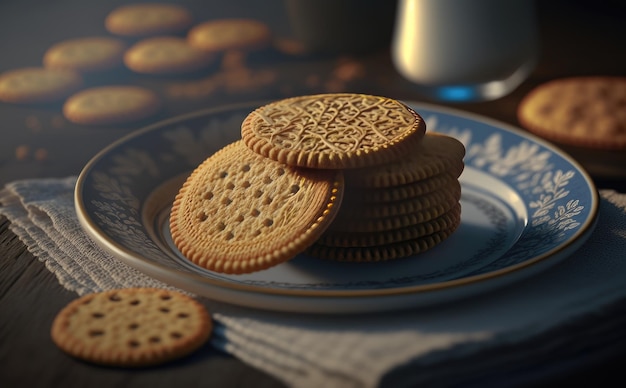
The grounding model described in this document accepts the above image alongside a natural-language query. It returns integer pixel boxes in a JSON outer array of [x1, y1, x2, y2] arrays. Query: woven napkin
[[2, 176, 626, 388]]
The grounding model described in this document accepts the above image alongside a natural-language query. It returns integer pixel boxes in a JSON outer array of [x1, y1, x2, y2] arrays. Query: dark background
[[1, 1, 625, 387], [1, 0, 625, 186]]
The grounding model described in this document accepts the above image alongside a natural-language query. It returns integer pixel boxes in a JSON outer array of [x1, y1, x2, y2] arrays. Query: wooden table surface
[[2, 0, 625, 386]]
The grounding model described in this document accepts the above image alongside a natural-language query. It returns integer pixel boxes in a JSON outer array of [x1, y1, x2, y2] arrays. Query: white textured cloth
[[2, 177, 626, 388]]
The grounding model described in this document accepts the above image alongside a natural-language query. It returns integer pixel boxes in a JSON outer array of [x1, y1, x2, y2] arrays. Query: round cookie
[[327, 185, 461, 233], [187, 18, 272, 53], [344, 133, 465, 187], [517, 76, 626, 150], [346, 172, 459, 203], [124, 36, 216, 75], [43, 37, 126, 73], [170, 140, 344, 275], [339, 178, 461, 219], [50, 288, 212, 367], [105, 3, 194, 37], [0, 67, 83, 104], [63, 86, 161, 125], [308, 225, 458, 262], [241, 93, 426, 169], [318, 202, 461, 247]]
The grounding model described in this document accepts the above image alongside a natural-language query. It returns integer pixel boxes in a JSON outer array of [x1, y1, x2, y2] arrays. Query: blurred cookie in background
[[518, 76, 626, 150], [0, 67, 83, 104], [187, 19, 272, 53], [105, 3, 194, 37], [43, 37, 127, 74], [124, 36, 217, 75], [517, 76, 626, 179], [63, 85, 161, 125]]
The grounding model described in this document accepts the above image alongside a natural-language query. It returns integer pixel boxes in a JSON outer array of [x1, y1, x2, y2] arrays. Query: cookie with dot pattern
[[51, 288, 212, 367], [169, 140, 344, 274]]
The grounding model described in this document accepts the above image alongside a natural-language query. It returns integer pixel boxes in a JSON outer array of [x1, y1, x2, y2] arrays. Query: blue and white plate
[[75, 101, 599, 313]]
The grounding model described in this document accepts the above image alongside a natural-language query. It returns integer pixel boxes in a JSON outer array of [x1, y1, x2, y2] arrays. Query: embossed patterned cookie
[[518, 76, 626, 150], [187, 18, 272, 53], [43, 37, 126, 73], [50, 288, 212, 367], [0, 67, 83, 104], [124, 37, 216, 75], [170, 140, 343, 274], [105, 3, 194, 37], [241, 93, 426, 169], [63, 86, 161, 125]]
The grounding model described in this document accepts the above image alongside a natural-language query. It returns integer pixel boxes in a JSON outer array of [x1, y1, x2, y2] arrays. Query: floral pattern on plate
[[75, 102, 598, 313]]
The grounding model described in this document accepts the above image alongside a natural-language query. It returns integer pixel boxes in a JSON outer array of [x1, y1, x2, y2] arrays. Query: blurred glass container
[[392, 0, 539, 102]]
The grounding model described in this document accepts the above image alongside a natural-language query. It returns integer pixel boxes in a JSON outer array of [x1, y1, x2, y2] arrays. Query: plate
[[75, 101, 599, 314]]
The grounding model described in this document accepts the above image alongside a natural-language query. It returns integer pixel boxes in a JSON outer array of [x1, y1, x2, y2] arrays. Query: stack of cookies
[[309, 133, 464, 262], [170, 93, 465, 274]]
